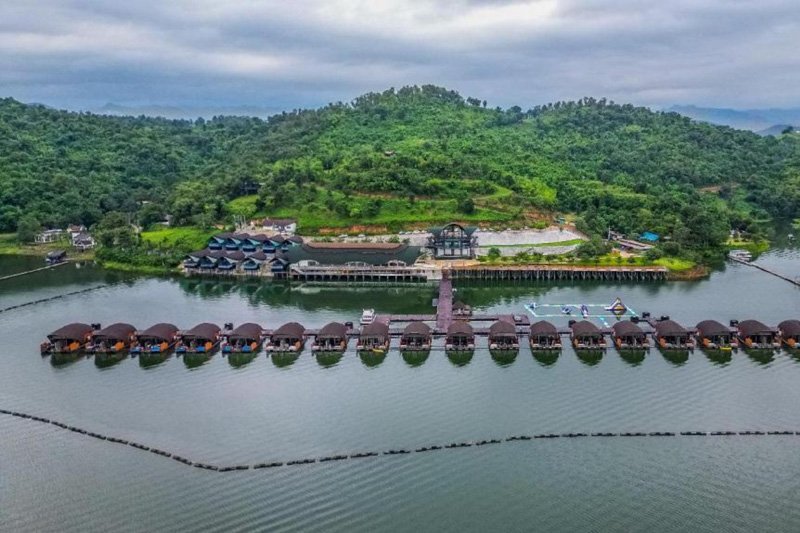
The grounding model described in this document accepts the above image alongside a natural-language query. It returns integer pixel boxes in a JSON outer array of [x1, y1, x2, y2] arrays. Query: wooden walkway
[[0, 261, 67, 282], [731, 258, 800, 287], [436, 277, 454, 330], [449, 265, 668, 281]]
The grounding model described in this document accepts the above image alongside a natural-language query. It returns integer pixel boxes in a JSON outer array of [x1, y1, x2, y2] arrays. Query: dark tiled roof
[[48, 323, 93, 341], [247, 251, 268, 261], [283, 242, 420, 266], [737, 320, 775, 337], [654, 320, 687, 336], [612, 320, 645, 337], [272, 322, 305, 339], [136, 323, 178, 342], [571, 320, 601, 337], [447, 321, 474, 336], [93, 323, 136, 341], [530, 321, 557, 336], [696, 320, 730, 337], [228, 323, 263, 342], [317, 322, 347, 339]]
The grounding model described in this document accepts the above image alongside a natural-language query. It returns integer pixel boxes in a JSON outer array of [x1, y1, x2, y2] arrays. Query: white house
[[35, 229, 64, 244], [260, 218, 297, 235]]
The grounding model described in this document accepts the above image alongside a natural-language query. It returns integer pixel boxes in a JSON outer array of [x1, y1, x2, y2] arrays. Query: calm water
[[1, 246, 799, 532]]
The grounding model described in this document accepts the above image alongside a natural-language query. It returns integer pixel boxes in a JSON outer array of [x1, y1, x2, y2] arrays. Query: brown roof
[[361, 322, 390, 340], [696, 320, 730, 338], [737, 320, 776, 337], [489, 320, 517, 338], [272, 322, 305, 340], [447, 321, 474, 337], [228, 323, 263, 342], [612, 320, 645, 337], [402, 322, 431, 338], [136, 323, 178, 342], [654, 320, 687, 337], [452, 300, 471, 310], [48, 323, 93, 342], [571, 320, 601, 337], [530, 321, 558, 336], [93, 323, 136, 341], [778, 319, 800, 336], [182, 323, 221, 341], [317, 322, 348, 339]]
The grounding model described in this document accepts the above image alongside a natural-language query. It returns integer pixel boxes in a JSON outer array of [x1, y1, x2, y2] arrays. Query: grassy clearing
[[98, 260, 177, 275], [725, 238, 770, 255], [0, 233, 86, 257], [140, 227, 218, 252], [478, 239, 584, 249]]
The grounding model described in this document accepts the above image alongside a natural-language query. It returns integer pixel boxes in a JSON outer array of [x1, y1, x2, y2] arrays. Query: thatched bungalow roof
[[612, 321, 645, 338], [489, 320, 517, 339], [48, 323, 93, 342], [571, 320, 601, 337], [136, 323, 178, 342], [530, 321, 558, 336], [360, 322, 390, 341], [447, 321, 474, 337], [696, 320, 730, 338], [654, 320, 687, 337], [452, 300, 471, 311], [93, 323, 136, 341], [272, 322, 306, 340], [317, 322, 348, 340], [183, 323, 221, 341], [402, 322, 431, 339], [228, 323, 263, 342], [737, 320, 776, 337], [778, 319, 800, 336]]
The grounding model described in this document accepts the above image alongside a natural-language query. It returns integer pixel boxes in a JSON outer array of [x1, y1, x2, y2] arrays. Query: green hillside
[[1, 85, 799, 259]]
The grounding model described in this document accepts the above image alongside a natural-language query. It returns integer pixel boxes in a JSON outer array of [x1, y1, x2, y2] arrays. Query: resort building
[[35, 229, 65, 244], [259, 218, 298, 235], [427, 223, 478, 259], [277, 242, 426, 281]]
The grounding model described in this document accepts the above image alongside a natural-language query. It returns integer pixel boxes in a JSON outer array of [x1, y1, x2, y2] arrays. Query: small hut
[[695, 320, 734, 350], [778, 319, 800, 348], [737, 320, 780, 349], [653, 320, 692, 350], [45, 250, 67, 265], [358, 322, 391, 353], [488, 319, 519, 351], [42, 323, 94, 354], [529, 321, 560, 350], [446, 321, 475, 351], [570, 321, 605, 350], [312, 322, 348, 352], [452, 300, 472, 318], [223, 323, 264, 353], [132, 323, 179, 354], [268, 322, 306, 352], [177, 323, 221, 354], [612, 321, 648, 349], [89, 323, 136, 353], [400, 322, 432, 352]]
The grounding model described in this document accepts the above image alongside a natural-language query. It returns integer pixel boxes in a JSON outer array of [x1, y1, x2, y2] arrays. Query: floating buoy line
[[2, 408, 798, 473], [0, 285, 109, 315]]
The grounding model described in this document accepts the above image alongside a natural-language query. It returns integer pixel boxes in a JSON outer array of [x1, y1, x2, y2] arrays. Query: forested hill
[[1, 85, 799, 252]]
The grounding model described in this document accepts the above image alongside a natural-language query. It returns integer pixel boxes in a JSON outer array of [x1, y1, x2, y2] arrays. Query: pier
[[0, 261, 68, 283], [436, 276, 453, 330], [449, 265, 668, 281]]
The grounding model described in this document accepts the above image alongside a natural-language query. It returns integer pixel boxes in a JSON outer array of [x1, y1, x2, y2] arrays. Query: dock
[[436, 276, 453, 330], [449, 265, 668, 281], [0, 261, 68, 283]]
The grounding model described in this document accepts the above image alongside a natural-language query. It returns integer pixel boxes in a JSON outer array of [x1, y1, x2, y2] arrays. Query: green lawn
[[140, 227, 218, 252]]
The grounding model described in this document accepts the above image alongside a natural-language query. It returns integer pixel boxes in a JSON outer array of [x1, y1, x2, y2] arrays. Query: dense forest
[[1, 85, 799, 259]]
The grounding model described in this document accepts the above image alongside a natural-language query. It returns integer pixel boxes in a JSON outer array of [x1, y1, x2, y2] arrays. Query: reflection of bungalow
[[260, 218, 297, 235], [427, 223, 478, 259], [281, 242, 421, 267]]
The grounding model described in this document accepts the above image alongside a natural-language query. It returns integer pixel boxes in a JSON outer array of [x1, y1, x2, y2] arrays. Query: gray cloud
[[0, 0, 798, 112]]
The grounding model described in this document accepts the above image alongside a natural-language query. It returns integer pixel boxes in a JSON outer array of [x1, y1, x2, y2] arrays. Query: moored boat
[[312, 322, 348, 353], [529, 320, 561, 351], [267, 322, 306, 352], [41, 323, 94, 355], [778, 319, 800, 348], [399, 322, 432, 352], [176, 323, 221, 354], [87, 323, 136, 354], [357, 322, 390, 353], [131, 323, 179, 354], [222, 323, 264, 354], [695, 320, 735, 351], [360, 309, 376, 326], [736, 320, 780, 350]]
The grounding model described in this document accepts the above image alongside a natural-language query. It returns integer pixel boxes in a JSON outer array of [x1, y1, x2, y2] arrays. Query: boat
[[605, 298, 627, 314], [357, 322, 390, 353], [131, 323, 179, 354], [729, 249, 753, 262], [529, 321, 561, 351], [580, 304, 589, 318], [561, 306, 572, 315], [267, 322, 306, 352], [222, 323, 264, 354], [360, 309, 376, 325], [176, 323, 222, 354], [87, 323, 136, 354], [41, 323, 94, 355]]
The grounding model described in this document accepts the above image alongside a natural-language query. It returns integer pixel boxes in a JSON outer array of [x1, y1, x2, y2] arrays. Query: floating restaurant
[[267, 322, 306, 352], [695, 320, 735, 350], [176, 323, 221, 354], [311, 322, 349, 353], [611, 320, 648, 350], [529, 321, 561, 350], [88, 323, 136, 354], [736, 320, 781, 350], [131, 323, 179, 354]]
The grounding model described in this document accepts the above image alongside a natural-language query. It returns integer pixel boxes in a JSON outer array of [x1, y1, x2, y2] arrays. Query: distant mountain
[[757, 124, 795, 137], [95, 103, 282, 120], [666, 105, 800, 134]]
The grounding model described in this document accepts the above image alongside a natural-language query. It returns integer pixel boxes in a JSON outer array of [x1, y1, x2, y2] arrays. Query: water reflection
[[447, 350, 473, 367], [359, 351, 386, 368], [618, 349, 646, 366], [271, 352, 299, 369], [660, 349, 689, 366], [50, 352, 84, 368], [183, 353, 212, 369], [490, 350, 518, 367], [315, 352, 343, 368], [94, 352, 128, 369], [576, 350, 603, 366], [402, 351, 429, 367], [703, 349, 732, 367], [532, 350, 559, 367], [746, 349, 775, 366], [227, 352, 257, 369], [138, 352, 171, 369]]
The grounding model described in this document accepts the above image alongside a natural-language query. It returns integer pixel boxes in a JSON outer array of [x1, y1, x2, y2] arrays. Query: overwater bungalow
[[488, 319, 520, 351], [207, 233, 231, 250], [312, 322, 348, 352], [264, 235, 284, 254], [400, 322, 432, 352], [611, 320, 649, 349], [357, 322, 391, 353], [243, 234, 269, 253], [737, 320, 780, 350], [570, 320, 606, 350], [88, 323, 136, 354], [176, 323, 221, 354], [267, 322, 306, 352], [223, 323, 264, 354], [217, 250, 245, 271], [446, 321, 475, 351], [225, 233, 248, 251], [131, 323, 179, 354], [695, 320, 735, 350], [242, 251, 269, 272], [653, 320, 693, 350], [778, 320, 800, 348], [41, 323, 94, 354], [452, 300, 472, 318], [529, 321, 561, 350]]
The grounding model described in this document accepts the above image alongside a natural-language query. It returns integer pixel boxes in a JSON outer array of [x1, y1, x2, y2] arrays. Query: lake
[[1, 244, 799, 532]]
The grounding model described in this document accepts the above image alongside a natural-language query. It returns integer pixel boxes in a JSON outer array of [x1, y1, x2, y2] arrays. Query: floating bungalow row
[[40, 319, 800, 357]]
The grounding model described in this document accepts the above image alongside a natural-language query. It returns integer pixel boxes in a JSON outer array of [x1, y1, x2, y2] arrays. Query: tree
[[487, 247, 502, 260], [16, 215, 41, 243]]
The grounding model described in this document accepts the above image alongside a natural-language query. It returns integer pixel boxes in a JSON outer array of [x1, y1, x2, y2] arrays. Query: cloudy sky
[[1, 0, 799, 113]]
